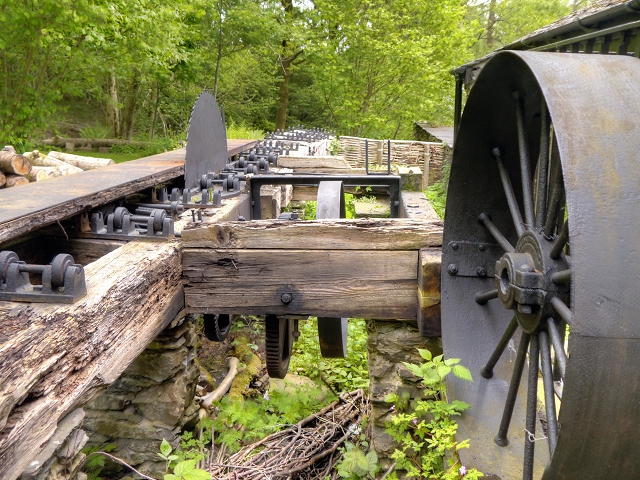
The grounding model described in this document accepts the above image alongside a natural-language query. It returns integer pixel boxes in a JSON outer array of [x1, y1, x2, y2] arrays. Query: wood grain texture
[[182, 218, 443, 250], [183, 249, 418, 320], [0, 241, 183, 479], [417, 248, 442, 337], [277, 155, 351, 169]]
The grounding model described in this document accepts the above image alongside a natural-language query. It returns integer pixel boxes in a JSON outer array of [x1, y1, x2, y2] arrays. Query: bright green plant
[[212, 382, 333, 453], [328, 137, 341, 155], [384, 349, 483, 480], [289, 318, 369, 393], [159, 438, 212, 480], [424, 161, 450, 219], [336, 441, 379, 479], [81, 444, 117, 480]]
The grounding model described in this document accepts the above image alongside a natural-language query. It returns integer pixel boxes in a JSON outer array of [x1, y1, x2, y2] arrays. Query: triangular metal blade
[[185, 91, 228, 189]]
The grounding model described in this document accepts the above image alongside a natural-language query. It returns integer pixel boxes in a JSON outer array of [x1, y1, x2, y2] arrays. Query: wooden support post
[[417, 248, 442, 337], [0, 241, 183, 479]]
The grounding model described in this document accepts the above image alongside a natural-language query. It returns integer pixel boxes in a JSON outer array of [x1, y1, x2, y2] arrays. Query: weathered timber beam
[[418, 248, 442, 337], [0, 241, 183, 480], [183, 248, 419, 320], [182, 218, 443, 250]]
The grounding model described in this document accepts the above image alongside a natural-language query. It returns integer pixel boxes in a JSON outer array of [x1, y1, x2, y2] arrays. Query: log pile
[[0, 146, 115, 189], [338, 136, 445, 184]]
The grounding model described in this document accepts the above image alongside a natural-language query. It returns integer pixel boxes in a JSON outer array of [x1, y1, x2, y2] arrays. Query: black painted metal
[[185, 92, 228, 190], [249, 175, 401, 220], [442, 51, 640, 478]]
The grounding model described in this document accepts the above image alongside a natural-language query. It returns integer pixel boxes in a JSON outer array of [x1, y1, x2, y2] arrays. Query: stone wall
[[367, 320, 442, 472], [81, 315, 200, 478]]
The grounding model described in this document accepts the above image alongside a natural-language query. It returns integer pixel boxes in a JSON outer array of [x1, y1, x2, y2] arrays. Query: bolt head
[[448, 264, 458, 275], [451, 243, 459, 250], [281, 293, 293, 304], [476, 267, 486, 277]]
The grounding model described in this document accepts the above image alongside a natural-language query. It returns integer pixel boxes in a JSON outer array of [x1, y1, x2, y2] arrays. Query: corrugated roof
[[516, 0, 627, 42]]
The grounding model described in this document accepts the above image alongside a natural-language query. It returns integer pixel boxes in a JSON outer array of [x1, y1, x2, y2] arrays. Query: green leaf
[[183, 469, 212, 480], [174, 459, 197, 477], [436, 364, 452, 380], [160, 438, 172, 457], [417, 348, 432, 361], [452, 364, 473, 382], [164, 475, 180, 480], [443, 357, 461, 366]]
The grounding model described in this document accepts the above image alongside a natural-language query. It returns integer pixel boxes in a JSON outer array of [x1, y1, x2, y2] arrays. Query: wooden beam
[[417, 248, 442, 337], [183, 248, 418, 320], [277, 155, 352, 170], [0, 241, 183, 479], [182, 218, 443, 250]]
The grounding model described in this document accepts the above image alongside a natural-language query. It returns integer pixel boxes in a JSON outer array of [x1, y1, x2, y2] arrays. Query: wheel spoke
[[523, 334, 540, 480], [478, 213, 515, 252], [551, 297, 573, 325], [550, 221, 569, 259], [547, 318, 567, 379], [492, 148, 525, 237], [551, 269, 571, 284], [535, 102, 551, 229], [514, 92, 535, 227], [480, 316, 518, 378], [543, 139, 563, 237], [539, 331, 559, 456], [475, 289, 499, 305], [494, 331, 530, 447]]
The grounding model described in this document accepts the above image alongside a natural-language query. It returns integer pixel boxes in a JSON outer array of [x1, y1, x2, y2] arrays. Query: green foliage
[[226, 119, 265, 140], [384, 349, 483, 479], [290, 318, 369, 393], [80, 444, 116, 480], [336, 442, 379, 479], [159, 437, 212, 480], [424, 162, 450, 219], [212, 383, 333, 453]]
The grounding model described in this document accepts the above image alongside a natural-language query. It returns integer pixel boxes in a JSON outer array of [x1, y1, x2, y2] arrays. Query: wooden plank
[[417, 248, 442, 337], [183, 249, 418, 320], [277, 155, 352, 170], [182, 218, 443, 250], [0, 241, 183, 479], [0, 140, 256, 244]]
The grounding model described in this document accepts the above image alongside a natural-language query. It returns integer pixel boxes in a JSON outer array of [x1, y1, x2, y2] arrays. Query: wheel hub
[[495, 230, 568, 333]]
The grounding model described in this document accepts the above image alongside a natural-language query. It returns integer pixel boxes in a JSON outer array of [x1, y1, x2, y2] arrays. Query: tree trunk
[[0, 150, 31, 175], [275, 57, 292, 131], [486, 0, 497, 48], [29, 166, 61, 178], [119, 71, 140, 139], [48, 151, 114, 170], [26, 169, 49, 182], [150, 81, 160, 139], [106, 72, 120, 138], [5, 174, 29, 187]]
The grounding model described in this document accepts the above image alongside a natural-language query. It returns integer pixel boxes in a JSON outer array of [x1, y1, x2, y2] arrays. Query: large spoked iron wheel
[[442, 51, 640, 479]]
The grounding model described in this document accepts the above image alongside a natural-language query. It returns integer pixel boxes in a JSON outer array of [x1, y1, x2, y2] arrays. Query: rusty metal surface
[[185, 92, 228, 189], [442, 51, 640, 479], [0, 141, 256, 244]]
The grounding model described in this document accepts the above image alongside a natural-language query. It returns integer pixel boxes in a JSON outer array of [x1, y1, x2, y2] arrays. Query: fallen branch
[[200, 357, 240, 408]]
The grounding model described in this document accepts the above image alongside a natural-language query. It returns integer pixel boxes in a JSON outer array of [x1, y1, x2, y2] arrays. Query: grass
[[424, 162, 450, 219]]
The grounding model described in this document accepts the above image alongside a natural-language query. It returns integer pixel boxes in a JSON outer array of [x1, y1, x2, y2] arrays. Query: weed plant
[[424, 162, 450, 219], [290, 318, 369, 393]]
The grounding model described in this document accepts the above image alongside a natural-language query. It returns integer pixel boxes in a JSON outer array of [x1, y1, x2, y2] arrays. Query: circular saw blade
[[185, 91, 228, 190]]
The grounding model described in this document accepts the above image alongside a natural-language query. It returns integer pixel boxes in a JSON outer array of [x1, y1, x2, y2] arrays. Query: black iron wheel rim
[[442, 51, 640, 479]]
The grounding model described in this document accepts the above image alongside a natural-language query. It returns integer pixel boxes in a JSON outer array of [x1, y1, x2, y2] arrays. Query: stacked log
[[0, 146, 115, 189]]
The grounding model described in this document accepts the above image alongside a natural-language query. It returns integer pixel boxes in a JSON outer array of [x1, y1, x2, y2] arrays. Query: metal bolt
[[448, 264, 458, 275], [281, 293, 293, 304], [451, 243, 459, 250], [476, 267, 486, 277], [479, 244, 486, 251]]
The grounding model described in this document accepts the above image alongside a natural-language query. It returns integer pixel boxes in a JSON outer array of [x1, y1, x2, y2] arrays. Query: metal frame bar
[[249, 174, 401, 219]]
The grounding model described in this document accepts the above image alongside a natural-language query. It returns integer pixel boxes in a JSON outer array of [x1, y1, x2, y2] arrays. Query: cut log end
[[0, 151, 32, 175], [5, 175, 30, 188]]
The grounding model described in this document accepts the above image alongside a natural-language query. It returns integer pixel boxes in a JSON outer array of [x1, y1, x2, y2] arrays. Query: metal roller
[[441, 51, 640, 479]]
